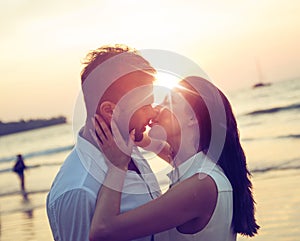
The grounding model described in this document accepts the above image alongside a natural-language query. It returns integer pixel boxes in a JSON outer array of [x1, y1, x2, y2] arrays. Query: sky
[[0, 0, 299, 122]]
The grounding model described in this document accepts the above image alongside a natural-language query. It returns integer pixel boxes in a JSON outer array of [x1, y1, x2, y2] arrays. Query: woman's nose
[[150, 105, 163, 122]]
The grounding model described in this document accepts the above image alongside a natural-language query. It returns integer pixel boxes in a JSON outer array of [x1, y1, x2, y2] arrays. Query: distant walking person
[[13, 154, 28, 199]]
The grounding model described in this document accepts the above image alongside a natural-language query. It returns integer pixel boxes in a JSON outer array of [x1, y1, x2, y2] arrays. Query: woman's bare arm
[[89, 115, 217, 241], [89, 169, 217, 241]]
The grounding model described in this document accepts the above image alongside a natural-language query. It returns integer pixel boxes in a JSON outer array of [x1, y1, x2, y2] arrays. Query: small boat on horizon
[[252, 59, 271, 89], [252, 82, 271, 88]]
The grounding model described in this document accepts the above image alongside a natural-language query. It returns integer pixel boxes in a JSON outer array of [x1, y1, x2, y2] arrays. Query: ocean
[[0, 77, 299, 241]]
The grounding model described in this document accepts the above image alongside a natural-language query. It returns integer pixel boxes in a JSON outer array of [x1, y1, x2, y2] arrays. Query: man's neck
[[82, 124, 96, 144]]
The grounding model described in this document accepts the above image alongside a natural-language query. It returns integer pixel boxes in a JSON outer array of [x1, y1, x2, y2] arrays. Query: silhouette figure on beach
[[13, 154, 28, 200]]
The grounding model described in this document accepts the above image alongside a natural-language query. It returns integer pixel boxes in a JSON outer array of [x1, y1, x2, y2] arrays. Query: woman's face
[[149, 89, 198, 153], [151, 95, 181, 145]]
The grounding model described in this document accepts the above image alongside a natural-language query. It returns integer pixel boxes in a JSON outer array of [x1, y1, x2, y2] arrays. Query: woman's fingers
[[89, 128, 103, 149], [91, 117, 104, 145], [91, 115, 132, 170], [94, 115, 113, 142], [91, 114, 133, 158], [110, 119, 133, 156]]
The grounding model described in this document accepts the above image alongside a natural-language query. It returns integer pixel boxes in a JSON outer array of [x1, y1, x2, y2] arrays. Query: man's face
[[112, 71, 157, 142], [129, 101, 157, 142], [127, 74, 157, 142]]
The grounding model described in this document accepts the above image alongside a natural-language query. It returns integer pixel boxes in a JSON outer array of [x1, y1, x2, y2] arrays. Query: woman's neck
[[171, 142, 198, 167]]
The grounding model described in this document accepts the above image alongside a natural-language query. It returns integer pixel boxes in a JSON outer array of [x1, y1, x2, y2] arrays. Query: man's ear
[[98, 101, 116, 121]]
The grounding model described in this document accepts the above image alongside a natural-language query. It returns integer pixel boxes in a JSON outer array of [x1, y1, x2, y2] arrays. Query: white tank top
[[155, 152, 237, 241]]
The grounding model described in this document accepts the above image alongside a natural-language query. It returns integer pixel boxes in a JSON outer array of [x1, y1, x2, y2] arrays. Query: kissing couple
[[47, 44, 259, 241]]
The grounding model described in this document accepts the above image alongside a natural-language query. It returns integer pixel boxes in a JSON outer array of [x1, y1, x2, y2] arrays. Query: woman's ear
[[98, 101, 116, 121]]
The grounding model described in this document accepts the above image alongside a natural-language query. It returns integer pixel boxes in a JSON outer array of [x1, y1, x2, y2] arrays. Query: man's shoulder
[[47, 185, 99, 213], [46, 188, 97, 241], [48, 149, 100, 204], [48, 187, 96, 205]]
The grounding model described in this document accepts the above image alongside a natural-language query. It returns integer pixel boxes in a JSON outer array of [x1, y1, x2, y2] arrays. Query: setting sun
[[153, 71, 181, 104], [155, 71, 181, 90]]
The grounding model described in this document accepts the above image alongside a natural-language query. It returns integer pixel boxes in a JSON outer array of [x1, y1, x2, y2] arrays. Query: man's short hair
[[80, 44, 156, 118], [81, 44, 155, 84]]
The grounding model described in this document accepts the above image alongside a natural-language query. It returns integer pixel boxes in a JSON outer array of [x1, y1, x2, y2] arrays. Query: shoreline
[[1, 167, 300, 241]]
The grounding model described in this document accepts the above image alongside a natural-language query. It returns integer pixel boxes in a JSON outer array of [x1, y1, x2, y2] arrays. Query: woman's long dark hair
[[182, 77, 260, 236]]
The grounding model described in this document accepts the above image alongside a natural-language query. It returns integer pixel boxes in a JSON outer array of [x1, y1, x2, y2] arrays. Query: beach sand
[[238, 168, 300, 241], [1, 166, 300, 241]]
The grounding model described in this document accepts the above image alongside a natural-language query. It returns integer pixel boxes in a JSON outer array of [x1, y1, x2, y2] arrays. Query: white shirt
[[47, 131, 161, 241], [155, 152, 236, 241]]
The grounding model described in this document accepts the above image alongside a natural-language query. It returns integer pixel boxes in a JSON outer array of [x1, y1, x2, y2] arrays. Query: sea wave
[[245, 103, 300, 116], [251, 158, 300, 173], [277, 134, 300, 139], [242, 133, 300, 142], [252, 165, 300, 173], [0, 145, 74, 164]]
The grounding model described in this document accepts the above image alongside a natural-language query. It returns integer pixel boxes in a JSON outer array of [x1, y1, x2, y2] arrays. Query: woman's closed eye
[[161, 92, 183, 108]]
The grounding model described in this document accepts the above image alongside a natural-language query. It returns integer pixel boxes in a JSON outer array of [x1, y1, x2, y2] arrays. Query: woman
[[89, 76, 259, 241]]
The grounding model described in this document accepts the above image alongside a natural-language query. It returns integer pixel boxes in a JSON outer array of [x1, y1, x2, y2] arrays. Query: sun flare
[[154, 72, 181, 90], [153, 72, 181, 105]]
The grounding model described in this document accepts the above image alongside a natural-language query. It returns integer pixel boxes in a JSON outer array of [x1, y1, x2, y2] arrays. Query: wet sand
[[238, 168, 300, 241], [1, 167, 300, 241]]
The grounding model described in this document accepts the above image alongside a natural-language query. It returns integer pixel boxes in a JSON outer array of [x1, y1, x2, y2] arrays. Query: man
[[47, 44, 161, 241]]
